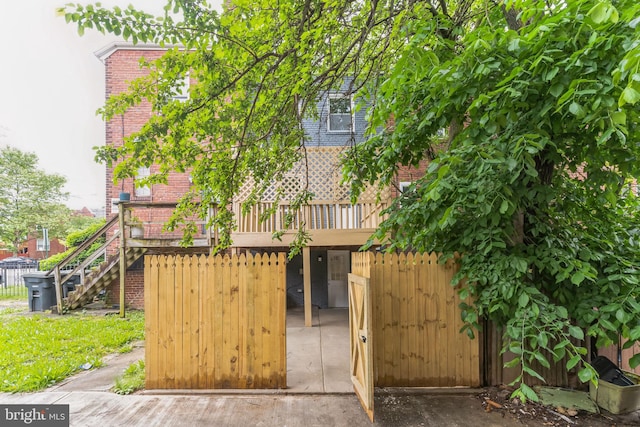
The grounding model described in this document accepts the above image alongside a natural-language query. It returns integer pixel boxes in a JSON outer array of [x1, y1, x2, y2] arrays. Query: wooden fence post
[[119, 201, 126, 318]]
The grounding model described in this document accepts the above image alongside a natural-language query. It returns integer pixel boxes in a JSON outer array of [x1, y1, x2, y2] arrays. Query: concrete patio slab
[[0, 307, 539, 426]]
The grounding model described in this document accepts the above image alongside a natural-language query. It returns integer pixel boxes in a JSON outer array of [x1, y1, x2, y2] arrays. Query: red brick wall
[[104, 49, 193, 218], [393, 160, 430, 198], [22, 237, 67, 261], [104, 268, 145, 310]]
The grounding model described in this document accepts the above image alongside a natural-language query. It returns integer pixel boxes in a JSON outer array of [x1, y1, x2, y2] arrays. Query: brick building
[[93, 43, 421, 319]]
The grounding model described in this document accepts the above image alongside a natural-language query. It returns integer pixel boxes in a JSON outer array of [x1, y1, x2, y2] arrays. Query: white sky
[[0, 1, 219, 211]]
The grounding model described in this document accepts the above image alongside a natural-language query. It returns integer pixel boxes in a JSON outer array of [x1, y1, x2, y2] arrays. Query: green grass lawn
[[0, 307, 144, 392], [113, 360, 145, 395], [0, 291, 27, 301]]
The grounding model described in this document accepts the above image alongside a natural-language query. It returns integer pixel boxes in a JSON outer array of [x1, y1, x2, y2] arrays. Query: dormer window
[[328, 95, 353, 132]]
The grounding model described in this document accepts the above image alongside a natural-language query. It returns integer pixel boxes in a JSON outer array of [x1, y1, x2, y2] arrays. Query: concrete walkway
[[47, 307, 350, 394], [287, 307, 352, 393], [0, 308, 522, 426]]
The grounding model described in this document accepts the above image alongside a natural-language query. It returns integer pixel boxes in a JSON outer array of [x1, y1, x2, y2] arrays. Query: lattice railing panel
[[235, 146, 388, 203]]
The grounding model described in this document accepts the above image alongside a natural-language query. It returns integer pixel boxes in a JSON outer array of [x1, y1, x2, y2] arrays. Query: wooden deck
[[121, 200, 387, 249]]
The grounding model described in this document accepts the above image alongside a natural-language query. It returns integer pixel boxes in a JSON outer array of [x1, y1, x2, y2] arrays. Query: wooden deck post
[[53, 265, 63, 314], [303, 246, 312, 327], [119, 202, 126, 318]]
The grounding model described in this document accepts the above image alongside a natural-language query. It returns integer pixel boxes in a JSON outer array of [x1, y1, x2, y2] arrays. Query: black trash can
[[23, 273, 57, 312], [592, 355, 635, 386], [60, 270, 81, 298]]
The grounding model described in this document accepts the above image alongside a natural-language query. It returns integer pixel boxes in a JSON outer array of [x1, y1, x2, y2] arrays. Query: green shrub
[[66, 219, 105, 247], [39, 220, 107, 271], [38, 248, 74, 271]]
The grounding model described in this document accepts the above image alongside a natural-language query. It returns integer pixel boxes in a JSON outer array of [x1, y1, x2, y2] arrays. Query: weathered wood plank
[[160, 256, 177, 388], [212, 255, 224, 388], [188, 255, 200, 388], [276, 253, 287, 387], [222, 255, 233, 387], [259, 253, 270, 388], [174, 255, 185, 388], [144, 256, 158, 389]]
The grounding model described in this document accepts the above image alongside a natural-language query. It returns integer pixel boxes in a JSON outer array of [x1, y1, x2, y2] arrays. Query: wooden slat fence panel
[[145, 253, 286, 389], [351, 252, 481, 387], [486, 321, 585, 388]]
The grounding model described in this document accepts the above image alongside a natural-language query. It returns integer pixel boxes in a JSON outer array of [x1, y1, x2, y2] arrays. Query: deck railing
[[233, 201, 388, 234]]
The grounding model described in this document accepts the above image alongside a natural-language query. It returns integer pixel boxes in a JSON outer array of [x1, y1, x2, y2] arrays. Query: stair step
[[64, 248, 146, 310]]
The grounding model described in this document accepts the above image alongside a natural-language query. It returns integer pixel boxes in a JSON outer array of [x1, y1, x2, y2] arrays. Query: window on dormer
[[328, 95, 353, 132]]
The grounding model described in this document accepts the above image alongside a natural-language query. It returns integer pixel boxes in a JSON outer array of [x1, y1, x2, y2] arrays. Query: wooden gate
[[349, 273, 374, 422], [144, 253, 287, 389], [351, 252, 481, 387]]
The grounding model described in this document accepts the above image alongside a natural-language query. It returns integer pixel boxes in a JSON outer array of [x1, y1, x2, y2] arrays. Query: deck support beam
[[303, 246, 312, 327]]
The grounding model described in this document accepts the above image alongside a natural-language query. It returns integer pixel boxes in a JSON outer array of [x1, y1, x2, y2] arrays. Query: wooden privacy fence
[[352, 252, 481, 387], [144, 253, 286, 389]]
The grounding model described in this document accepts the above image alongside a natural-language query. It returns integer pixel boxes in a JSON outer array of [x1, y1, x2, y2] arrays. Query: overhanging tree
[[61, 0, 640, 399], [346, 0, 640, 400], [0, 146, 69, 255]]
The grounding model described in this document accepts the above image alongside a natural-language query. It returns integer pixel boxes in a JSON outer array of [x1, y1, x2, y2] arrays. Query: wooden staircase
[[45, 202, 214, 314], [64, 248, 146, 310], [44, 214, 137, 313]]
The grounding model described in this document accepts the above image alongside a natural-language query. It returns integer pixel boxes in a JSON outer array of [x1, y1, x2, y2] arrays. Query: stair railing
[[45, 214, 120, 313]]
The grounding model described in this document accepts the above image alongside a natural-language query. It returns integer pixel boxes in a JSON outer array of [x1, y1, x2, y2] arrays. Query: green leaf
[[523, 365, 545, 381], [600, 318, 617, 331], [571, 271, 585, 285], [611, 110, 626, 125], [538, 332, 548, 348], [514, 258, 528, 273], [518, 293, 529, 308], [504, 357, 521, 368], [534, 352, 551, 368], [549, 83, 564, 98], [567, 354, 581, 370], [588, 1, 618, 24], [569, 102, 585, 118], [588, 2, 608, 23], [619, 87, 640, 106], [499, 199, 508, 214], [578, 367, 594, 383], [568, 326, 584, 340], [466, 328, 475, 339], [557, 87, 575, 105], [630, 354, 640, 369], [544, 67, 559, 82], [629, 326, 640, 341], [553, 347, 566, 362], [519, 383, 539, 402], [557, 306, 568, 319], [508, 341, 523, 355]]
